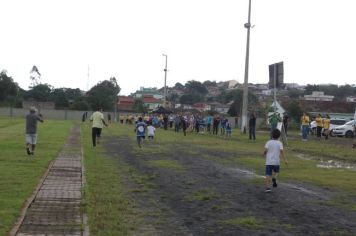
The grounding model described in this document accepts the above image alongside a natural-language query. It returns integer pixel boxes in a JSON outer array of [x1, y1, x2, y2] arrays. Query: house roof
[[143, 97, 161, 103], [118, 96, 134, 103]]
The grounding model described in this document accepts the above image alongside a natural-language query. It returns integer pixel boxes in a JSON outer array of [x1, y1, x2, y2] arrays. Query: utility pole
[[162, 54, 168, 108], [241, 0, 252, 133]]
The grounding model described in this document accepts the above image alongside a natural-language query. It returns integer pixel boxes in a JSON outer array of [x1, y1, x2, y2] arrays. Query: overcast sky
[[1, 0, 355, 95]]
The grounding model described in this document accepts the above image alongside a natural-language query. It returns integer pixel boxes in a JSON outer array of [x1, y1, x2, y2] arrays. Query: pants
[[92, 127, 102, 147], [249, 126, 256, 140], [316, 126, 322, 138], [213, 125, 219, 135], [302, 125, 309, 140], [207, 124, 211, 132]]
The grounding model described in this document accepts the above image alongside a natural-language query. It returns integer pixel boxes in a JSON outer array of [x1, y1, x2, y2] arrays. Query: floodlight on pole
[[162, 54, 168, 108], [241, 0, 252, 133]]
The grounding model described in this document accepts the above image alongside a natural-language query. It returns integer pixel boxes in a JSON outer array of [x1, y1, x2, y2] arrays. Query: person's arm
[[101, 118, 108, 127], [280, 149, 288, 166], [38, 114, 44, 123], [263, 148, 267, 157]]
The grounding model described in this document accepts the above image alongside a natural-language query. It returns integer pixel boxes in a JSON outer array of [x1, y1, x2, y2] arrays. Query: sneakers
[[26, 147, 31, 155], [265, 187, 272, 193], [272, 178, 278, 188]]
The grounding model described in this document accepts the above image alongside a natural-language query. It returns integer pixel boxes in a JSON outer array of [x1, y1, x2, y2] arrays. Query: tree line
[[0, 68, 120, 111]]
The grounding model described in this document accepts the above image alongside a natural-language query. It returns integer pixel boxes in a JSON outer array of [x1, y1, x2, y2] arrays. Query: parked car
[[332, 120, 355, 138], [310, 119, 347, 136]]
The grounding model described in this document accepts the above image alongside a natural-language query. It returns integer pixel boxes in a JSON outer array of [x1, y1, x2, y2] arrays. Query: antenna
[[87, 65, 90, 91]]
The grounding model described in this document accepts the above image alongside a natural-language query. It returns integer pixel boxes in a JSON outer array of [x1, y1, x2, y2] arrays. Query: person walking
[[206, 114, 212, 133], [213, 115, 220, 135], [25, 106, 44, 155], [249, 112, 256, 140], [90, 108, 108, 148], [225, 120, 232, 139], [301, 112, 310, 141], [282, 114, 289, 136], [135, 117, 146, 148], [263, 129, 288, 193], [269, 113, 279, 138], [181, 115, 187, 136], [315, 114, 323, 139], [147, 122, 156, 141], [323, 114, 331, 140]]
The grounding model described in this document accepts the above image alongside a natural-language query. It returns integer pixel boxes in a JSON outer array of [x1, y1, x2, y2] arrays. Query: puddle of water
[[295, 153, 356, 170], [317, 160, 356, 170], [295, 153, 313, 161]]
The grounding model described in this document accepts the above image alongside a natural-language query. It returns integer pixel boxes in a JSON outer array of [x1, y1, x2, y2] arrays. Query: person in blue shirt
[[206, 114, 212, 133], [135, 117, 146, 148], [220, 116, 226, 135], [225, 120, 232, 139]]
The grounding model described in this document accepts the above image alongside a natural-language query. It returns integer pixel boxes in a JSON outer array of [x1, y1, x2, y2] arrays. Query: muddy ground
[[103, 135, 356, 236]]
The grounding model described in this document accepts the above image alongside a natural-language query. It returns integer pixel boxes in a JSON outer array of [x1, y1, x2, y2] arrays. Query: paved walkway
[[14, 124, 87, 236]]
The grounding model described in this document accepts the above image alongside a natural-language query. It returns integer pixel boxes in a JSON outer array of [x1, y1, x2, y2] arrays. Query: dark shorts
[[137, 136, 145, 141], [92, 127, 102, 137], [148, 135, 154, 139], [265, 165, 280, 176]]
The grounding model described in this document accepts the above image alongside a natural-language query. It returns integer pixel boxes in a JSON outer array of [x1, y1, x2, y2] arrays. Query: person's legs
[[92, 128, 97, 147], [265, 165, 273, 192], [302, 125, 308, 140], [252, 126, 256, 140], [249, 127, 252, 139], [317, 126, 322, 138], [271, 166, 280, 187]]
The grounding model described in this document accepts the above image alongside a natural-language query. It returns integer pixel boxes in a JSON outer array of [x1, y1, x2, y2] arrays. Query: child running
[[225, 120, 232, 139], [263, 129, 288, 193], [147, 122, 156, 141], [135, 117, 146, 148]]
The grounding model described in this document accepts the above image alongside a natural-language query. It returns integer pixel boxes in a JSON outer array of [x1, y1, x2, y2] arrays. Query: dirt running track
[[103, 135, 356, 236]]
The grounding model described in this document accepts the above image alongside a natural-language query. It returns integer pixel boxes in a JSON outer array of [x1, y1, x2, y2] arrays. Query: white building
[[346, 96, 356, 103], [302, 91, 334, 102]]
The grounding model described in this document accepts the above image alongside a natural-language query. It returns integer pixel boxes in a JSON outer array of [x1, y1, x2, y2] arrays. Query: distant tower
[[87, 65, 90, 91]]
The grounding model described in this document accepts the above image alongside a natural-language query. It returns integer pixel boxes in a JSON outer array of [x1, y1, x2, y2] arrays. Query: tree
[[0, 70, 18, 103], [185, 80, 208, 95], [203, 80, 217, 87], [25, 83, 53, 102], [287, 100, 303, 123], [86, 78, 121, 110], [71, 97, 90, 111], [227, 90, 258, 116], [30, 65, 41, 87], [50, 88, 69, 108], [179, 93, 203, 104], [174, 82, 184, 90], [132, 98, 147, 113]]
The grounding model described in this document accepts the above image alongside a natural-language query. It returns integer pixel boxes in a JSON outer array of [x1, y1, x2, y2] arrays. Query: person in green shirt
[[269, 112, 280, 137], [90, 108, 108, 148]]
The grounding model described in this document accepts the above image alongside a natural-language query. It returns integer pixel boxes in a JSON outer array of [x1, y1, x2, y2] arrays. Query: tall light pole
[[241, 0, 252, 133], [162, 54, 168, 108]]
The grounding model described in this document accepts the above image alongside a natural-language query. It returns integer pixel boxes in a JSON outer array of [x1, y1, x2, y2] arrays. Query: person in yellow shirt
[[301, 112, 310, 141], [323, 114, 331, 140], [315, 114, 323, 139], [90, 108, 108, 148]]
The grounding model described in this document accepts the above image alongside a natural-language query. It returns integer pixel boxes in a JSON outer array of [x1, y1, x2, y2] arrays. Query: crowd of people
[[119, 113, 235, 140]]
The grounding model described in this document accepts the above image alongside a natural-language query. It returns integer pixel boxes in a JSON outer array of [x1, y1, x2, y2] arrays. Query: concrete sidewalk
[[12, 124, 88, 236]]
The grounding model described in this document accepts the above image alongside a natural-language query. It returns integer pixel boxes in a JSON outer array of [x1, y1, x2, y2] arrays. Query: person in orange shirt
[[315, 114, 323, 139], [301, 112, 310, 141], [323, 114, 331, 140]]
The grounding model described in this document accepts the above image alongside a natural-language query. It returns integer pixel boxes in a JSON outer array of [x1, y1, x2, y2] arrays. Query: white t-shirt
[[265, 139, 283, 165], [147, 126, 155, 136]]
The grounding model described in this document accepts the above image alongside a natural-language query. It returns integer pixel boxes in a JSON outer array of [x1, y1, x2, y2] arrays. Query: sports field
[[1, 118, 356, 235]]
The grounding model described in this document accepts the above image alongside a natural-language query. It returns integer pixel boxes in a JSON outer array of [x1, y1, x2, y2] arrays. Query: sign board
[[269, 62, 284, 89]]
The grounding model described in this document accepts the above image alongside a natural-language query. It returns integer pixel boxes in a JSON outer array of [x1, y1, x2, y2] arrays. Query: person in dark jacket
[[249, 112, 256, 140], [25, 106, 44, 155]]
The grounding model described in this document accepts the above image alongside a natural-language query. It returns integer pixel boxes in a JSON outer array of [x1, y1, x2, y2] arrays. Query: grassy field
[[82, 122, 356, 234], [1, 117, 356, 235], [0, 117, 73, 235]]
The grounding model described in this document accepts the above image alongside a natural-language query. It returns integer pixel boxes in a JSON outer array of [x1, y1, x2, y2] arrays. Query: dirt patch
[[103, 135, 356, 235]]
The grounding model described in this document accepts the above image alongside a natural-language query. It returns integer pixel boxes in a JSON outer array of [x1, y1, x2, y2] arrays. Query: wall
[[0, 107, 114, 121]]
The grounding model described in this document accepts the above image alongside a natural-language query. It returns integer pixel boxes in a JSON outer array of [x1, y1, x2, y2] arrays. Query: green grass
[[147, 159, 186, 172], [184, 188, 218, 202], [0, 118, 73, 235], [81, 123, 138, 236], [221, 216, 264, 229]]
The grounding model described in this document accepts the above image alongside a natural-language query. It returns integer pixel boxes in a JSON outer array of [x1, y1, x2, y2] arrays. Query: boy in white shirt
[[147, 123, 156, 140], [263, 129, 288, 193]]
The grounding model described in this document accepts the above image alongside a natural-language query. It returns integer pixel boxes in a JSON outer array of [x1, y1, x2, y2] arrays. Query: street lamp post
[[162, 54, 168, 108], [241, 0, 252, 133]]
